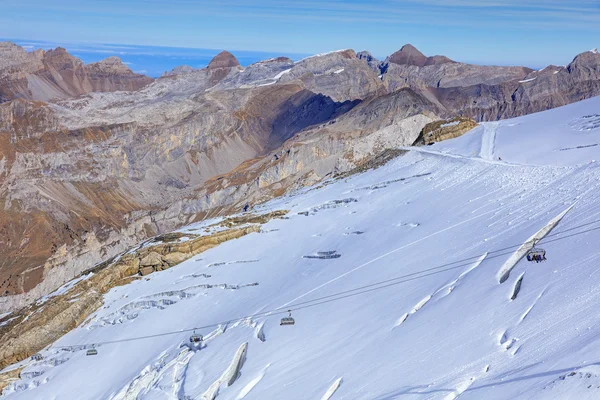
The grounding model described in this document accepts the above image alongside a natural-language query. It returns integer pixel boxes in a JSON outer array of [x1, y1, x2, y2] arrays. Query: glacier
[[4, 96, 600, 399]]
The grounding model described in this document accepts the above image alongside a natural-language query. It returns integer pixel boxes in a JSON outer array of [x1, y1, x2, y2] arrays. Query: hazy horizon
[[2, 0, 598, 71], [3, 36, 590, 78]]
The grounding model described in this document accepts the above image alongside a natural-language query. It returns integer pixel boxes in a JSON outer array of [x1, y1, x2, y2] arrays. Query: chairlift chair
[[190, 331, 203, 343], [280, 310, 295, 326], [86, 348, 98, 356], [527, 247, 546, 262]]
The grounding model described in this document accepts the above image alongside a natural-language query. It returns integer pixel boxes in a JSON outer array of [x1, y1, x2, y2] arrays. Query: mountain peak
[[42, 46, 84, 69], [389, 44, 428, 67], [400, 43, 424, 54], [388, 44, 454, 67], [207, 50, 240, 69], [99, 55, 124, 64], [88, 55, 136, 75]]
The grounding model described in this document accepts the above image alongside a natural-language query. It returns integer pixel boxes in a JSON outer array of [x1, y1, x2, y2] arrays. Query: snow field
[[4, 97, 600, 399]]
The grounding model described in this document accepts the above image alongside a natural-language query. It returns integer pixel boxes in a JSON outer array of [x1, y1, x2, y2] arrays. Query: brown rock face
[[388, 44, 429, 67], [413, 117, 479, 145], [0, 42, 153, 102], [433, 50, 600, 121], [207, 50, 240, 69], [204, 50, 242, 85], [388, 44, 455, 68], [424, 55, 455, 66]]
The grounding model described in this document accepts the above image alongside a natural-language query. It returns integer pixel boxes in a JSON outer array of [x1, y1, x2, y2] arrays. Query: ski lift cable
[[51, 220, 600, 350], [408, 217, 600, 267]]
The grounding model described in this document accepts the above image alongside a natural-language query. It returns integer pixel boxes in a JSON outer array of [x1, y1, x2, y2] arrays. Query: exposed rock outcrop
[[413, 117, 479, 145], [0, 367, 22, 393], [356, 50, 383, 74], [207, 50, 240, 69]]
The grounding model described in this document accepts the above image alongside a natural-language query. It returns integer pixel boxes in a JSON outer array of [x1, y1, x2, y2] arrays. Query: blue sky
[[2, 0, 599, 71]]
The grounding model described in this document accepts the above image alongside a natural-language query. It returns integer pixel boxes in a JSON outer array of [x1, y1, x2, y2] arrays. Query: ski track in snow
[[403, 146, 518, 167], [480, 122, 500, 160], [207, 260, 260, 268], [438, 363, 491, 400], [519, 288, 547, 322], [435, 252, 488, 298], [495, 286, 548, 361]]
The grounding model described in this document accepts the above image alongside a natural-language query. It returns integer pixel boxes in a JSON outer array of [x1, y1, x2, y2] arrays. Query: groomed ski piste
[[4, 96, 600, 399]]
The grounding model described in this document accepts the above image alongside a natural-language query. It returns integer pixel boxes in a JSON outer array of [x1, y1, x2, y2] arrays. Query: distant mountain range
[[0, 40, 599, 311]]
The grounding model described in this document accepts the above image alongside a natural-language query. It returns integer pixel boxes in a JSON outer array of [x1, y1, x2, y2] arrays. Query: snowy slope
[[429, 96, 600, 166], [4, 98, 600, 399]]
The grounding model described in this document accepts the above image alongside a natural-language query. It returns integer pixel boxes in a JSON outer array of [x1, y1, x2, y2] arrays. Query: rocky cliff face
[[412, 117, 479, 145], [374, 45, 600, 121], [0, 42, 599, 312], [0, 42, 153, 103], [0, 46, 437, 311], [382, 44, 532, 92], [433, 50, 600, 120]]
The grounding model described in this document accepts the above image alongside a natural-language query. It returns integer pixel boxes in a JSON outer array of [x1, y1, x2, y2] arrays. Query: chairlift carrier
[[526, 240, 546, 261], [86, 348, 98, 356], [190, 331, 203, 343], [280, 310, 295, 326]]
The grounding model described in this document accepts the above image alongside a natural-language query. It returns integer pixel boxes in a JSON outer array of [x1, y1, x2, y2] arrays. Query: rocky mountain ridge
[[0, 41, 599, 312], [0, 42, 153, 103]]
